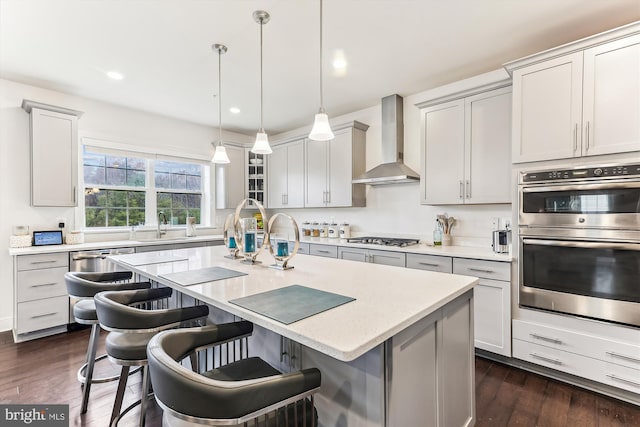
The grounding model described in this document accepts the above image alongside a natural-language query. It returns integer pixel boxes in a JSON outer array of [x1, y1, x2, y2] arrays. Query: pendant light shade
[[251, 10, 272, 155], [309, 0, 334, 141], [211, 43, 230, 164]]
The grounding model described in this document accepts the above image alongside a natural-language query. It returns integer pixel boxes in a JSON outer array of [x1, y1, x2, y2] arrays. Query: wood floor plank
[[537, 380, 572, 426]]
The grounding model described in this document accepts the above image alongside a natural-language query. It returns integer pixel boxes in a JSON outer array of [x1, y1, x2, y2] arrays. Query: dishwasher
[[68, 247, 135, 325]]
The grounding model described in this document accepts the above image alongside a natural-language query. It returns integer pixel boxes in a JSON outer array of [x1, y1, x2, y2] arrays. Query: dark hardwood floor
[[1, 329, 638, 426]]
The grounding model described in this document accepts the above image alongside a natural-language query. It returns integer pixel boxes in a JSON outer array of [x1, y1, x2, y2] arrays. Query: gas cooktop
[[346, 237, 420, 247]]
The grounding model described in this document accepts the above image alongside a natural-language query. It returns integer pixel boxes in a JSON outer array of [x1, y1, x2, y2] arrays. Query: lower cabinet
[[13, 252, 69, 342], [512, 319, 640, 394], [406, 253, 452, 273], [338, 247, 406, 267], [308, 244, 338, 258]]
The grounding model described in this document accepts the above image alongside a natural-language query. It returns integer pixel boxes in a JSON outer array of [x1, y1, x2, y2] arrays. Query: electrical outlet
[[56, 217, 66, 229]]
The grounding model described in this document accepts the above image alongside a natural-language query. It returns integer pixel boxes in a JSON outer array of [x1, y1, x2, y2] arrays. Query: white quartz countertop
[[109, 245, 478, 362], [297, 237, 513, 262], [8, 234, 224, 256]]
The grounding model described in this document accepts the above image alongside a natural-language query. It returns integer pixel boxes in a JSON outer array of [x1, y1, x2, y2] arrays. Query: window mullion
[[147, 159, 157, 226]]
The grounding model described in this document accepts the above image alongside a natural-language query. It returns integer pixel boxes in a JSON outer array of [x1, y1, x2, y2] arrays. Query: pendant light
[[211, 43, 230, 164], [309, 0, 334, 141], [251, 10, 272, 155]]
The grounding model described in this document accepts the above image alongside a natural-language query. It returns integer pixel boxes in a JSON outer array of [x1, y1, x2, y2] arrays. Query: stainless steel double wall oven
[[518, 163, 640, 327]]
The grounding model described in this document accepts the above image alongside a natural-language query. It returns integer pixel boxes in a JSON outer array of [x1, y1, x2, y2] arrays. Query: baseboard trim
[[476, 349, 640, 406]]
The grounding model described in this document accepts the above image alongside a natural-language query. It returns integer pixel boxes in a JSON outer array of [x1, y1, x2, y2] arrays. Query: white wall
[[0, 78, 253, 332]]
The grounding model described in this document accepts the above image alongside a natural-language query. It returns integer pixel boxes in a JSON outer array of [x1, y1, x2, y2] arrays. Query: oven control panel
[[521, 163, 640, 183]]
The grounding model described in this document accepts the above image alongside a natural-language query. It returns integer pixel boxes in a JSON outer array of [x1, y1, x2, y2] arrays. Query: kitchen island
[[109, 245, 478, 427]]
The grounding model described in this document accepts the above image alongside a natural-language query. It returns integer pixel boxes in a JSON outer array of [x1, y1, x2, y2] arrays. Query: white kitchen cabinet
[[305, 121, 368, 208], [215, 144, 246, 209], [513, 319, 640, 394], [453, 258, 511, 357], [421, 87, 511, 205], [338, 246, 406, 267], [509, 31, 640, 163], [267, 139, 304, 208], [13, 252, 70, 342], [22, 100, 83, 207]]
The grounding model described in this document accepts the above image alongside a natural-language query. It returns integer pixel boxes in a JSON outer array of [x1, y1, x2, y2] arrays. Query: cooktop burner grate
[[346, 237, 420, 247]]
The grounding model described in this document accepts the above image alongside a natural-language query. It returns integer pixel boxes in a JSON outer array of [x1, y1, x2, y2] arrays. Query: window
[[82, 148, 205, 228]]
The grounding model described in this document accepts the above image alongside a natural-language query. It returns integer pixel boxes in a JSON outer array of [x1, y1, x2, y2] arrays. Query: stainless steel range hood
[[352, 94, 420, 185]]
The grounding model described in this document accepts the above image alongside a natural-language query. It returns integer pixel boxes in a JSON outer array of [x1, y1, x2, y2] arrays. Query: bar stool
[[64, 271, 152, 414], [94, 287, 209, 427], [147, 323, 322, 426]]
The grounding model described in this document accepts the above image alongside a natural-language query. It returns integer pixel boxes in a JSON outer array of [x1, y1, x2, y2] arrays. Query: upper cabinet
[[215, 144, 246, 209], [22, 100, 83, 207], [305, 121, 368, 208], [506, 24, 640, 163], [268, 139, 304, 209], [420, 86, 512, 205]]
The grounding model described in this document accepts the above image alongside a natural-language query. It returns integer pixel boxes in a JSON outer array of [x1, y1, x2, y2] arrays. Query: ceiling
[[1, 0, 639, 136]]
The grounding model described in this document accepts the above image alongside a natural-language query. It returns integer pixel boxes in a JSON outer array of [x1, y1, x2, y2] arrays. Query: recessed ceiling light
[[229, 107, 240, 114], [106, 71, 124, 80], [332, 50, 347, 70]]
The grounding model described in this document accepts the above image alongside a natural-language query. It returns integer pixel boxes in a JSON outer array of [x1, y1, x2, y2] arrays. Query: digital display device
[[33, 230, 63, 246]]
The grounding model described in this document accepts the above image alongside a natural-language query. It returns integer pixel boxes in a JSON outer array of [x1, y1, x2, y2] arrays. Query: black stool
[[64, 271, 152, 414], [147, 323, 321, 426], [95, 287, 209, 427]]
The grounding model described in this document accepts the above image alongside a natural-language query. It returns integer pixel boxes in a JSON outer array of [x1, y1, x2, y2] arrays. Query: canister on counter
[[328, 222, 339, 238], [311, 222, 321, 237], [319, 222, 328, 238], [302, 221, 311, 237], [339, 223, 351, 239]]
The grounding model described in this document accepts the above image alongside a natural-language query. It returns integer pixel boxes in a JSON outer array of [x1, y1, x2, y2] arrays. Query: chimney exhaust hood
[[352, 94, 420, 185]]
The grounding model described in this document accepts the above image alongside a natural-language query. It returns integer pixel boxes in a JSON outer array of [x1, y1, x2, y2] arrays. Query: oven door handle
[[521, 181, 640, 192], [522, 238, 640, 251]]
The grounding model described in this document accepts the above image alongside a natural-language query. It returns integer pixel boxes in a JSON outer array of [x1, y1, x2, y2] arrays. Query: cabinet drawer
[[453, 258, 509, 281], [16, 296, 69, 334], [17, 252, 68, 271], [406, 253, 453, 273], [513, 319, 640, 370], [513, 339, 640, 395], [16, 266, 68, 302], [369, 249, 406, 267], [309, 244, 337, 258], [289, 242, 310, 255]]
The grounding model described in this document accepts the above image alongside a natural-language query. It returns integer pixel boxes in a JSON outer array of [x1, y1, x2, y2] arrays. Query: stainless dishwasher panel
[[68, 248, 135, 323]]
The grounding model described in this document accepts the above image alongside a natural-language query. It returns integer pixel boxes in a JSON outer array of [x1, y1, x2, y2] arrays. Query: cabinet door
[[30, 108, 78, 206], [472, 278, 511, 356], [369, 249, 406, 267], [422, 100, 465, 205], [337, 247, 367, 263], [327, 128, 353, 207], [305, 140, 328, 207], [267, 145, 287, 208], [286, 140, 305, 208], [465, 87, 512, 204], [583, 34, 640, 157], [512, 52, 583, 163], [215, 145, 245, 209]]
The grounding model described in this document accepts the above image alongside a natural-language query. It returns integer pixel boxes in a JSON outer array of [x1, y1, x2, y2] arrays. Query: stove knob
[[594, 168, 603, 176]]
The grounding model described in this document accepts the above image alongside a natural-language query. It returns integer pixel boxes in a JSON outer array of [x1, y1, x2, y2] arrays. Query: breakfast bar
[[109, 245, 479, 427]]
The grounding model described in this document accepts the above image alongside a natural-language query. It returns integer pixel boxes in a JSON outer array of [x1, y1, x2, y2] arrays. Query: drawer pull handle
[[606, 351, 640, 364], [31, 312, 58, 319], [30, 283, 57, 288], [30, 260, 57, 265], [530, 333, 562, 344], [468, 268, 494, 274], [317, 250, 330, 254], [419, 262, 440, 267], [530, 353, 563, 365], [606, 374, 640, 388]]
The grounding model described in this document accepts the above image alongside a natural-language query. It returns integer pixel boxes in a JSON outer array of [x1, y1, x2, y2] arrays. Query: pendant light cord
[[260, 17, 264, 131], [218, 48, 223, 143], [319, 0, 324, 112]]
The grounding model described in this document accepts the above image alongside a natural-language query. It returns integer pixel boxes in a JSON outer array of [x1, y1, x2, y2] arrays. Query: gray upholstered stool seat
[[73, 299, 98, 323], [95, 287, 209, 427], [64, 271, 151, 414], [147, 323, 321, 426]]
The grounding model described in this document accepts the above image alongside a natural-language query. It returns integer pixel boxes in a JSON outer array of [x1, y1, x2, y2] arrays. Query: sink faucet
[[157, 211, 168, 238]]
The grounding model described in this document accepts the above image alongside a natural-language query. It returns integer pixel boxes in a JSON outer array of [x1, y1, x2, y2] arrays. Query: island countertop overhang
[[108, 245, 478, 362]]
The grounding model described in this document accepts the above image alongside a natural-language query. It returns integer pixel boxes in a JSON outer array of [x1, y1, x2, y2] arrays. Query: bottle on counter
[[339, 223, 351, 239], [433, 221, 442, 246]]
